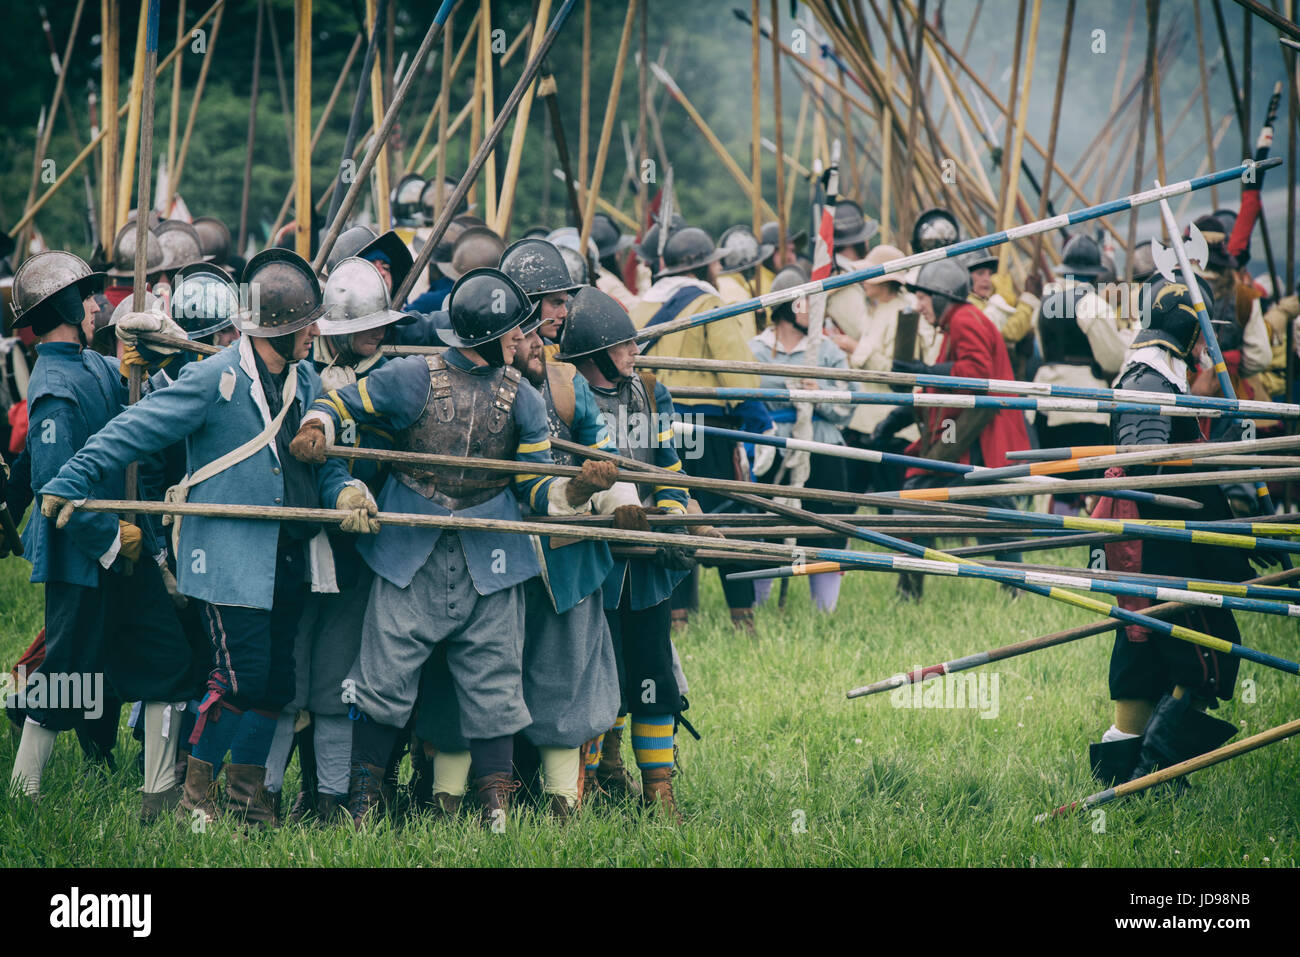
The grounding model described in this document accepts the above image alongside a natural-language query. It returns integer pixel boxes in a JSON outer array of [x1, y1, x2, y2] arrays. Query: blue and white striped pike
[[633, 158, 1283, 345]]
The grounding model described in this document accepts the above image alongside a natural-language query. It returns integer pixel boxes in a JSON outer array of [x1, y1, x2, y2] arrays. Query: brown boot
[[474, 772, 519, 830], [346, 761, 387, 827], [595, 725, 641, 800], [429, 791, 463, 822], [314, 792, 345, 827], [225, 763, 279, 830], [548, 792, 577, 823], [730, 607, 756, 634], [140, 783, 183, 824], [640, 766, 683, 825], [177, 755, 222, 828], [286, 783, 316, 825]]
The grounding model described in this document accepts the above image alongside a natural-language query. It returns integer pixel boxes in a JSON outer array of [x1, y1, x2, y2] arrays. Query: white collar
[[1119, 345, 1189, 392], [643, 275, 716, 304], [755, 325, 806, 355]]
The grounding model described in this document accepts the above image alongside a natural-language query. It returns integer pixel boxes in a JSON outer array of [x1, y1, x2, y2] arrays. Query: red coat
[[906, 302, 1029, 474]]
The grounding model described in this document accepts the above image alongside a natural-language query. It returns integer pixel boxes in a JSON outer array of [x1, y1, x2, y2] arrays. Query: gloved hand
[[290, 420, 329, 464], [335, 485, 380, 534], [692, 523, 726, 540], [869, 405, 915, 447], [1023, 272, 1044, 299], [891, 358, 928, 376], [114, 310, 188, 353], [751, 441, 776, 479], [612, 504, 651, 532], [158, 558, 188, 609], [991, 271, 1019, 306], [652, 544, 697, 571], [565, 459, 619, 506], [118, 521, 143, 563], [40, 494, 77, 528]]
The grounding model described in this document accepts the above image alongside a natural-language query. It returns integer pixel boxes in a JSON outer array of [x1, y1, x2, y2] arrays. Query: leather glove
[[693, 524, 726, 540], [40, 494, 77, 528], [891, 358, 928, 376], [290, 420, 329, 464], [158, 558, 188, 609], [118, 521, 143, 563], [869, 405, 915, 447], [1023, 272, 1044, 299], [336, 485, 380, 534], [114, 310, 188, 353], [652, 544, 697, 571], [565, 459, 619, 506], [612, 504, 651, 532]]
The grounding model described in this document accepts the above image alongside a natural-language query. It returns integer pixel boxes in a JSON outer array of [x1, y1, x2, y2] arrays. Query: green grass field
[[2, 538, 1297, 867]]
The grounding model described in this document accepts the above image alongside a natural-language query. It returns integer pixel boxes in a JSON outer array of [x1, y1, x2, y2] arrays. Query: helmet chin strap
[[594, 349, 626, 383], [477, 338, 506, 367], [270, 330, 298, 360]]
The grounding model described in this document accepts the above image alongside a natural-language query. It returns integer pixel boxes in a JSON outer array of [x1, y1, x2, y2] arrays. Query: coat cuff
[[99, 527, 122, 569], [546, 477, 590, 516], [303, 409, 335, 445], [591, 481, 642, 514]]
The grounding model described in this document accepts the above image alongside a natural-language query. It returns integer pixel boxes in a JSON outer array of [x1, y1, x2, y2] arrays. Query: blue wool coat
[[23, 342, 160, 585], [41, 336, 355, 610]]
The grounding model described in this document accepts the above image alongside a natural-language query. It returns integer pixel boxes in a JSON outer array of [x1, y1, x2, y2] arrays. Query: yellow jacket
[[630, 277, 760, 404]]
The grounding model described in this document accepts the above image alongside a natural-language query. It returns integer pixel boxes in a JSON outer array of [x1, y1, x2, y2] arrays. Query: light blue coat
[[42, 336, 354, 610]]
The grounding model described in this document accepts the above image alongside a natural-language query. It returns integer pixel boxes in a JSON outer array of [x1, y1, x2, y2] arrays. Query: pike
[[1151, 186, 1287, 550], [1036, 716, 1300, 822], [391, 0, 580, 307], [728, 552, 1300, 622], [665, 384, 1272, 420], [543, 439, 1261, 667], [631, 158, 1283, 345], [671, 420, 1190, 509], [631, 354, 1300, 418], [968, 432, 1300, 482], [325, 0, 387, 231], [847, 565, 1300, 699], [313, 0, 457, 270]]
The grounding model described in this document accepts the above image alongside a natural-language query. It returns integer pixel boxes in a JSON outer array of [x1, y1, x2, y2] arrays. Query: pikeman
[[1087, 277, 1245, 787], [631, 225, 768, 632], [962, 247, 1042, 375], [39, 249, 375, 831], [271, 257, 416, 825], [288, 268, 619, 828], [103, 222, 168, 308], [715, 224, 773, 340], [559, 288, 707, 822], [10, 251, 193, 821], [418, 250, 631, 821], [590, 211, 641, 311]]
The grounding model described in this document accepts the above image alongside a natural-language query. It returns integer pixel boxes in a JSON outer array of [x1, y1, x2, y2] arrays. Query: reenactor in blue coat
[[559, 286, 707, 822], [39, 249, 375, 830], [289, 268, 619, 827], [8, 251, 194, 823]]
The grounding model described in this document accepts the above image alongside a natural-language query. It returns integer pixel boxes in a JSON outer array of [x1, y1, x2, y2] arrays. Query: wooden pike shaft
[[433, 2, 456, 210], [579, 0, 590, 187], [480, 0, 497, 226], [770, 0, 787, 260], [116, 0, 150, 232], [237, 0, 265, 254], [166, 0, 185, 194], [169, 2, 223, 211], [405, 7, 477, 176], [578, 0, 638, 256], [850, 566, 1300, 699], [1037, 716, 1300, 822], [366, 0, 389, 233], [1033, 0, 1074, 269], [100, 0, 119, 250], [494, 0, 555, 236], [750, 0, 762, 238], [416, 99, 474, 175], [295, 0, 312, 257], [15, 0, 226, 238]]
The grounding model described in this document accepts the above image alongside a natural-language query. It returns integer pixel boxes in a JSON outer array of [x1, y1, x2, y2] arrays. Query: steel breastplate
[[589, 375, 657, 502], [542, 377, 575, 466], [394, 355, 522, 510]]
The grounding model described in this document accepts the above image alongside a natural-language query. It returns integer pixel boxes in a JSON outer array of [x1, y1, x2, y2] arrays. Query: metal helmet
[[1097, 252, 1118, 285], [11, 251, 106, 330], [435, 226, 505, 281], [355, 229, 415, 295], [832, 199, 879, 248], [961, 249, 999, 274], [111, 289, 166, 327], [1210, 208, 1238, 241], [1133, 276, 1213, 357], [906, 259, 970, 305], [154, 219, 209, 271], [717, 225, 775, 275], [107, 222, 167, 279], [236, 248, 326, 338], [1056, 233, 1106, 279], [498, 238, 582, 299], [318, 257, 412, 335], [635, 213, 686, 262], [556, 245, 589, 285], [910, 207, 960, 253], [419, 176, 470, 223], [391, 173, 428, 227], [326, 225, 380, 273], [556, 285, 638, 361], [1128, 242, 1157, 282], [590, 212, 633, 261], [767, 263, 810, 325], [658, 227, 727, 277], [760, 220, 807, 255], [171, 262, 240, 339], [192, 216, 233, 265], [443, 267, 538, 349]]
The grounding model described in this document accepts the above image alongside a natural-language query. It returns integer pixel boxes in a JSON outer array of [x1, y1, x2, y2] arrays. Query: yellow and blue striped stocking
[[631, 715, 674, 771]]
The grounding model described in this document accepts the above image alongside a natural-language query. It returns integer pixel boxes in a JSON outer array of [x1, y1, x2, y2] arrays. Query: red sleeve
[[1227, 190, 1262, 259], [946, 310, 997, 381]]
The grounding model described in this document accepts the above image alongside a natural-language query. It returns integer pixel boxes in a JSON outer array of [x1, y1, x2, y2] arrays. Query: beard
[[512, 344, 546, 387]]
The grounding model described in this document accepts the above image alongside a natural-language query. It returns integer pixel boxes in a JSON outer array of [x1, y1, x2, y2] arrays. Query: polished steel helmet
[[236, 248, 326, 337], [10, 251, 106, 329], [107, 222, 167, 279], [318, 257, 413, 335], [171, 262, 240, 339]]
